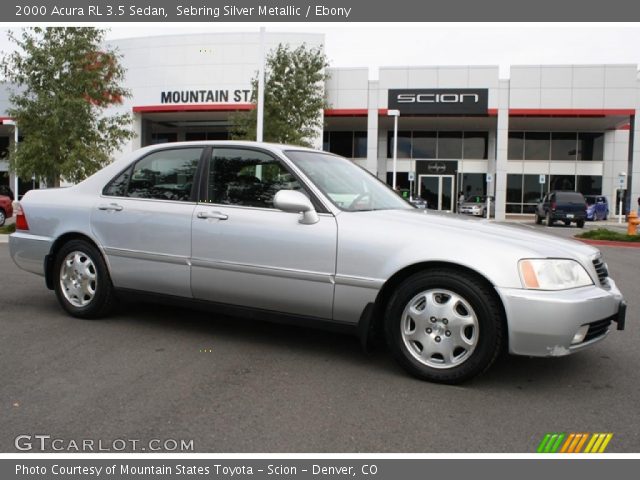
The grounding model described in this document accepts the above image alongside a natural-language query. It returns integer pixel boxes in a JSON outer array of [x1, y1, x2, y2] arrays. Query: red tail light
[[550, 201, 557, 211], [14, 202, 29, 231]]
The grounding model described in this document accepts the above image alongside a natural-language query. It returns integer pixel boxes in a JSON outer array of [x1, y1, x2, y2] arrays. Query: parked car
[[0, 194, 13, 227], [535, 191, 587, 228], [409, 197, 427, 209], [9, 142, 626, 383], [0, 185, 14, 201], [459, 195, 495, 217], [585, 195, 609, 221]]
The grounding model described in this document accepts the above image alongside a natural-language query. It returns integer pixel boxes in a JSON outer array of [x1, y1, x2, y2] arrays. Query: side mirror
[[273, 190, 319, 225]]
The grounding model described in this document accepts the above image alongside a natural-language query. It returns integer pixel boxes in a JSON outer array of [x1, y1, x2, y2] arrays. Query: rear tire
[[0, 208, 5, 227], [564, 220, 571, 226], [53, 239, 114, 319], [384, 269, 504, 384], [546, 212, 554, 226], [576, 220, 585, 228], [535, 213, 542, 225]]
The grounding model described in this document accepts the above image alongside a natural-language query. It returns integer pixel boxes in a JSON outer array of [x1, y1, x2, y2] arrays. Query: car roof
[[139, 140, 320, 155]]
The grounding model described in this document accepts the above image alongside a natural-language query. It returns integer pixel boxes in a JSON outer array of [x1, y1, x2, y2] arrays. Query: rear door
[[91, 146, 204, 297], [190, 147, 338, 319]]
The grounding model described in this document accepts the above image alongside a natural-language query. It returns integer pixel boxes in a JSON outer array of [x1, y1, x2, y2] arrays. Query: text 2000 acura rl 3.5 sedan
[[10, 142, 626, 383]]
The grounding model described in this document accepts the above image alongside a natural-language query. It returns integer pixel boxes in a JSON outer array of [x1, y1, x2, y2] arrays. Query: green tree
[[232, 43, 329, 147], [1, 27, 134, 186]]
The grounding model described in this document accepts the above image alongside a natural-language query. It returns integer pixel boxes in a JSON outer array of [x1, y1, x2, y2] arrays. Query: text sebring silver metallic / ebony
[[9, 142, 626, 383]]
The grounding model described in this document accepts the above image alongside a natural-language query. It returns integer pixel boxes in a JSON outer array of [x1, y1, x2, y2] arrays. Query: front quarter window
[[284, 150, 412, 212]]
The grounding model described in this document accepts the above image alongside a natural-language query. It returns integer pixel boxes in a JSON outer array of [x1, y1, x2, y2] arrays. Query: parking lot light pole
[[3, 119, 19, 201], [388, 109, 400, 190]]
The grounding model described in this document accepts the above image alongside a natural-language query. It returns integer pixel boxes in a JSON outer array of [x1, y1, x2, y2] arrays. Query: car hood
[[357, 209, 598, 259]]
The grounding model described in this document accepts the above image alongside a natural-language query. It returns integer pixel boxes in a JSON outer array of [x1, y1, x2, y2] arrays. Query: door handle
[[98, 203, 123, 212], [197, 211, 228, 220]]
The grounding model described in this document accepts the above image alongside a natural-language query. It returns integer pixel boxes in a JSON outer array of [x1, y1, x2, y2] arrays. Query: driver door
[[191, 147, 338, 319]]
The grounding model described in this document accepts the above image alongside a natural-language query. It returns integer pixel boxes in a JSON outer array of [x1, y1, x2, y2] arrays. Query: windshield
[[285, 150, 412, 212]]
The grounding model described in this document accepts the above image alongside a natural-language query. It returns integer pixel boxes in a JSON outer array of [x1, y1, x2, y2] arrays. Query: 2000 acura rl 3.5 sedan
[[9, 142, 627, 383]]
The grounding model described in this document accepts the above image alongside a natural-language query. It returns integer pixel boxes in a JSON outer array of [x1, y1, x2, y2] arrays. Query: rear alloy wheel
[[0, 208, 5, 227], [54, 239, 114, 319], [384, 269, 503, 384]]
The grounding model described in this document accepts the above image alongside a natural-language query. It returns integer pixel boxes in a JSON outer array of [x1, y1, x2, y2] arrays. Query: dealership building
[[1, 31, 639, 220]]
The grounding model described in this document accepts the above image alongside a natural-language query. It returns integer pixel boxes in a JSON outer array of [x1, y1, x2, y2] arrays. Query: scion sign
[[389, 88, 489, 115]]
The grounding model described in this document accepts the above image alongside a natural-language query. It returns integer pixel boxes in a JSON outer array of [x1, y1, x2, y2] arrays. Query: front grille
[[592, 256, 609, 286], [583, 317, 613, 343]]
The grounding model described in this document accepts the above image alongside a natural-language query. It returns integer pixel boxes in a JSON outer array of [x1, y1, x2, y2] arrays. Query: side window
[[103, 166, 132, 197], [208, 148, 303, 208], [104, 148, 202, 201]]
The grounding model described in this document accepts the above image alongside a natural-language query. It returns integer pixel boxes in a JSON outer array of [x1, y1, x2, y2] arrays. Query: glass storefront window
[[549, 175, 575, 191], [387, 131, 412, 158], [577, 132, 604, 161], [524, 132, 550, 160], [577, 175, 602, 195], [328, 131, 354, 157], [463, 132, 488, 159], [508, 132, 524, 159], [324, 131, 368, 158], [507, 174, 523, 203], [461, 173, 486, 200], [322, 132, 330, 151], [506, 204, 523, 214], [412, 132, 437, 158], [523, 174, 546, 204], [353, 132, 367, 158], [551, 132, 577, 160], [438, 132, 463, 159]]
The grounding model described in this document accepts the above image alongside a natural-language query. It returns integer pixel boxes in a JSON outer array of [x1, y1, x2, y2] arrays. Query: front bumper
[[496, 279, 625, 357]]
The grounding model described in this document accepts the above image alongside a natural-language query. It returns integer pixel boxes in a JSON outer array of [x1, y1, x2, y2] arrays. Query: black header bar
[[4, 0, 640, 22]]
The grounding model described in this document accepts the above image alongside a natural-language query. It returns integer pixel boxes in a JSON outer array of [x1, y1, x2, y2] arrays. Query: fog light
[[571, 325, 590, 345]]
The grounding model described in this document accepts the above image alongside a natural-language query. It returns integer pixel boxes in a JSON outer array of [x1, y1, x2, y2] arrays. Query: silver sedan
[[9, 142, 626, 383]]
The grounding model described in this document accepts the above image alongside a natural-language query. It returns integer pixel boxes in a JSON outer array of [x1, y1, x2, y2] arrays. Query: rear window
[[555, 192, 585, 202]]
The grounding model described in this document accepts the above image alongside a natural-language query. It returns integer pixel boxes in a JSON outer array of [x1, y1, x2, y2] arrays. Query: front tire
[[546, 212, 554, 226], [535, 213, 542, 225], [0, 208, 5, 227], [53, 239, 114, 319], [384, 269, 504, 384]]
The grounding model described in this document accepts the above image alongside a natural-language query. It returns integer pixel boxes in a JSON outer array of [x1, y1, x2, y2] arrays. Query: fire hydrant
[[628, 210, 640, 235]]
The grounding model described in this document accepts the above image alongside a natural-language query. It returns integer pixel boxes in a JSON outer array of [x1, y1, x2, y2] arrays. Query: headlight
[[518, 259, 593, 290]]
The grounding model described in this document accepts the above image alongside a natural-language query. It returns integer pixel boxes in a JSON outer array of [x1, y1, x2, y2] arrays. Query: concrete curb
[[576, 238, 640, 248]]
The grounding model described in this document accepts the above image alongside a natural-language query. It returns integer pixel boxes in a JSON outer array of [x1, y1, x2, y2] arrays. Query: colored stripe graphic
[[538, 433, 613, 453]]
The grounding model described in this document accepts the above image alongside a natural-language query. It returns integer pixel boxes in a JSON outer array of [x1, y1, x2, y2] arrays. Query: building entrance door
[[418, 175, 454, 211]]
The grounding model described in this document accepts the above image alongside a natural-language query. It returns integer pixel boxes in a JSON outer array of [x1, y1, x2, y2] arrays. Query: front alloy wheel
[[385, 269, 503, 384], [400, 289, 479, 368]]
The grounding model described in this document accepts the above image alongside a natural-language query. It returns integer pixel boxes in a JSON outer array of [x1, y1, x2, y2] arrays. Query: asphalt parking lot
[[0, 222, 638, 453]]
